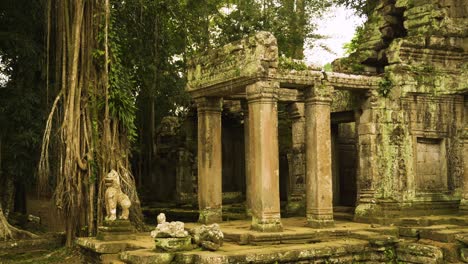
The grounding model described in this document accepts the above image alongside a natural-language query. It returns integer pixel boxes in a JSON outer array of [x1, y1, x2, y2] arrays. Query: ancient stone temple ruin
[[72, 0, 467, 263], [185, 0, 467, 229]]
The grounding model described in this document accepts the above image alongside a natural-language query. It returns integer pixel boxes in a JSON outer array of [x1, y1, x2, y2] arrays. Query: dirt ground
[[0, 247, 81, 264]]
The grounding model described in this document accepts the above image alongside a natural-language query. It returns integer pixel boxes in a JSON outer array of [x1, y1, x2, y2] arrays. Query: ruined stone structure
[[186, 32, 381, 230], [74, 1, 468, 262], [186, 0, 467, 230]]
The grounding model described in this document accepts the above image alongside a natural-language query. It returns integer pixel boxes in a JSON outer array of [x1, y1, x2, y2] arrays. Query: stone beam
[[226, 88, 303, 102], [276, 70, 381, 91]]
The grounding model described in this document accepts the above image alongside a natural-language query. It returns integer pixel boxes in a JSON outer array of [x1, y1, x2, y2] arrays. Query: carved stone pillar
[[246, 81, 283, 232], [304, 83, 334, 228], [195, 97, 223, 224], [354, 90, 380, 222], [459, 99, 468, 212], [286, 102, 306, 214], [175, 148, 194, 203], [241, 100, 252, 216]]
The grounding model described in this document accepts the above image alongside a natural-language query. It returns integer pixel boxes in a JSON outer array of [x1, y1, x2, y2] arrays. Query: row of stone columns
[[195, 81, 335, 230]]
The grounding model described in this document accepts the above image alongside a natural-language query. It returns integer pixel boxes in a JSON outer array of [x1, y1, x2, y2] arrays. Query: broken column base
[[198, 208, 222, 224], [251, 216, 283, 232], [307, 218, 335, 228], [96, 219, 136, 241]]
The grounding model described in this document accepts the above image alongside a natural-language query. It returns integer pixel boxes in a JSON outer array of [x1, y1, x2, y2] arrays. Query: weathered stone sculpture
[[151, 213, 191, 252], [190, 223, 224, 251], [104, 170, 131, 221], [151, 213, 189, 238]]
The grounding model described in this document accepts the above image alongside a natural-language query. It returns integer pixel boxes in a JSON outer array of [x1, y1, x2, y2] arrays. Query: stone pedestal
[[195, 97, 223, 224], [246, 81, 283, 232], [96, 220, 135, 241], [304, 85, 334, 228], [154, 237, 192, 252]]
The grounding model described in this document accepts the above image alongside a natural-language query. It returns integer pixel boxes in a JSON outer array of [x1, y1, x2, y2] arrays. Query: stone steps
[[396, 241, 444, 264], [119, 238, 394, 264], [397, 224, 468, 263], [334, 212, 354, 221]]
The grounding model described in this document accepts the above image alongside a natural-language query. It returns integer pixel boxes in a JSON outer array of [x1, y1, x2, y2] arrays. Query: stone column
[[460, 99, 468, 212], [354, 90, 380, 222], [246, 81, 283, 232], [286, 102, 306, 214], [304, 84, 334, 228], [195, 97, 223, 224], [241, 100, 252, 216]]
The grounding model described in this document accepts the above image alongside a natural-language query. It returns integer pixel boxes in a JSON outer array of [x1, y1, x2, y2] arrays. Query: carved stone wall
[[352, 0, 467, 222]]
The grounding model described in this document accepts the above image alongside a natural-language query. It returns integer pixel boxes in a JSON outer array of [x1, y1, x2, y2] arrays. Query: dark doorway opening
[[331, 111, 358, 208]]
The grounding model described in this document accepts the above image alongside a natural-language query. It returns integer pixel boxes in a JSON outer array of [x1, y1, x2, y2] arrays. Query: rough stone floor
[[77, 216, 468, 263]]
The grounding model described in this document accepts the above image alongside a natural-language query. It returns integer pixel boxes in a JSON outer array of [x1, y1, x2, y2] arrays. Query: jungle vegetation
[[0, 0, 367, 246]]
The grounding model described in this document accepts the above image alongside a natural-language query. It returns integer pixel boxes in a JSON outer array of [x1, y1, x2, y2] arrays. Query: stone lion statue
[[104, 170, 131, 221]]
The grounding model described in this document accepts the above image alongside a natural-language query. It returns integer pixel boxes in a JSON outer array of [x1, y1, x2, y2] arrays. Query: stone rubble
[[190, 223, 224, 251]]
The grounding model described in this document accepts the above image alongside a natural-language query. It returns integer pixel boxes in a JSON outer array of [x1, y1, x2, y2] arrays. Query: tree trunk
[[0, 203, 37, 241], [39, 0, 145, 246]]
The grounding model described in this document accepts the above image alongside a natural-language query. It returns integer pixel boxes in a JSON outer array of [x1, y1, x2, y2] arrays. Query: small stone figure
[[190, 223, 224, 251], [104, 170, 131, 221], [151, 213, 192, 252], [151, 213, 189, 238]]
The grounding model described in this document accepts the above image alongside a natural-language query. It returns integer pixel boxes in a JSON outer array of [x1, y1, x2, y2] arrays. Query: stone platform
[[77, 215, 468, 263], [96, 220, 136, 241], [185, 217, 398, 245]]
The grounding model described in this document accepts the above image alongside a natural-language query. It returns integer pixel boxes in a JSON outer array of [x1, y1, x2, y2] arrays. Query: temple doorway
[[331, 111, 358, 208]]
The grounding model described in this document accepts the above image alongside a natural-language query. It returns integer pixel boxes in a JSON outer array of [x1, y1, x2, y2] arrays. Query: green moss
[[384, 248, 396, 260], [278, 56, 307, 71]]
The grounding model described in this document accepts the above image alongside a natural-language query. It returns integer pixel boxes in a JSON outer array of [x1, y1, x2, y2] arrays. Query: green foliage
[[343, 24, 365, 55], [0, 0, 46, 185], [279, 56, 308, 71], [108, 14, 138, 142], [323, 62, 333, 72], [333, 0, 377, 16], [384, 248, 395, 259], [378, 74, 393, 97], [211, 0, 331, 59]]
